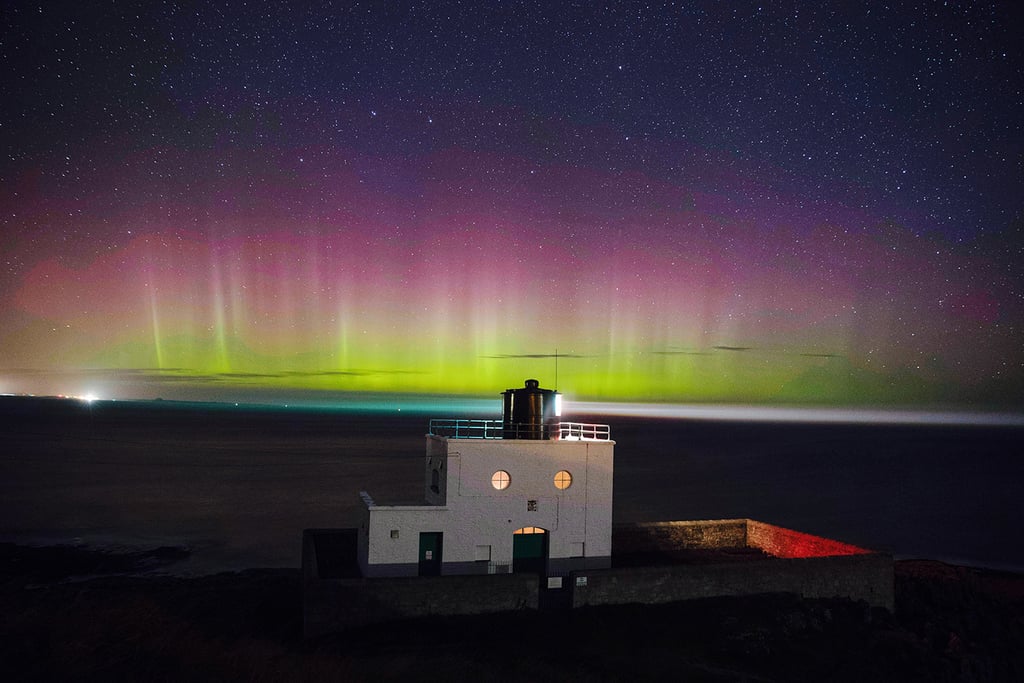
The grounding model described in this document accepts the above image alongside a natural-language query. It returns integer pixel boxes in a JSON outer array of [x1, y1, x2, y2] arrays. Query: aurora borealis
[[2, 2, 1022, 406]]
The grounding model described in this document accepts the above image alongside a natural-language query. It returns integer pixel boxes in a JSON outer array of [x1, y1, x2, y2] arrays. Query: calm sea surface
[[1, 396, 1022, 574]]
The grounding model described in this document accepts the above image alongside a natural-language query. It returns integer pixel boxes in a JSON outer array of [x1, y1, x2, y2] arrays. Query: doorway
[[512, 526, 548, 574], [418, 532, 443, 576]]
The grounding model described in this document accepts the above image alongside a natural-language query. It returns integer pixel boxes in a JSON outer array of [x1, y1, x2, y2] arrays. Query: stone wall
[[571, 553, 893, 610], [747, 519, 871, 558], [303, 573, 538, 637], [614, 519, 748, 554], [575, 519, 893, 611], [303, 528, 538, 636]]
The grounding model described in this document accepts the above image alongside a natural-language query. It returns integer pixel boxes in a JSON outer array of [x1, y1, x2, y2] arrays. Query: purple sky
[[1, 2, 1021, 406]]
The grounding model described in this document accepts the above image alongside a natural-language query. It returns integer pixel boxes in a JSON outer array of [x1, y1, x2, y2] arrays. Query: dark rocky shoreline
[[2, 543, 1022, 681]]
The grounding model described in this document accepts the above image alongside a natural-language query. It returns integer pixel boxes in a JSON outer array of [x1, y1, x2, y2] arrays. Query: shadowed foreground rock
[[1, 544, 1022, 681]]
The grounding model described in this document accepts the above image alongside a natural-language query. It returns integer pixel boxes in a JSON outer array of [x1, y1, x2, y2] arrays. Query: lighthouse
[[356, 379, 614, 578]]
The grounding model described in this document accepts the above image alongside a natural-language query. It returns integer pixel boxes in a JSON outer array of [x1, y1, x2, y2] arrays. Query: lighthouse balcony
[[428, 419, 611, 441]]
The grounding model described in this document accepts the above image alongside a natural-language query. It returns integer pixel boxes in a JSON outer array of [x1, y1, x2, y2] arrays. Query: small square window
[[527, 499, 538, 511], [390, 529, 399, 539]]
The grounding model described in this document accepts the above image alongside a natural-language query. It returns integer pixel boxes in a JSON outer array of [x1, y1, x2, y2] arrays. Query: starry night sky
[[2, 1, 1022, 405]]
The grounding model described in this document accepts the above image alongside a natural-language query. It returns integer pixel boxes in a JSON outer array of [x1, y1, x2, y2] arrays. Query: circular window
[[491, 470, 511, 490], [554, 470, 572, 490]]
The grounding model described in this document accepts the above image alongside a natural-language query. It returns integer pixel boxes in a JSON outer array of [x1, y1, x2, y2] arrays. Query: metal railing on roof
[[555, 421, 611, 441], [428, 419, 610, 441], [428, 419, 504, 439]]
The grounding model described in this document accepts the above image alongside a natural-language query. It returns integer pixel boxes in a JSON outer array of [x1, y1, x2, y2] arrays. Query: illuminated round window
[[491, 470, 511, 490], [554, 470, 572, 490]]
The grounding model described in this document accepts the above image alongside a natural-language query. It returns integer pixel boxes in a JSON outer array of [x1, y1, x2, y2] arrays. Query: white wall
[[364, 504, 449, 567], [441, 437, 614, 565], [362, 435, 614, 573]]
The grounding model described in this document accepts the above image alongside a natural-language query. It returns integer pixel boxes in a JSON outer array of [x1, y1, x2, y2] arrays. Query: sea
[[1, 395, 1022, 575]]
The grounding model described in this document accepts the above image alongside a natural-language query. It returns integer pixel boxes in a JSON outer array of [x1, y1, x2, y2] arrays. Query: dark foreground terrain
[[2, 544, 1022, 681]]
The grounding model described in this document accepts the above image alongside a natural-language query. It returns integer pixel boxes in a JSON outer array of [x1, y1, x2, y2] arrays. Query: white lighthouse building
[[357, 379, 614, 578]]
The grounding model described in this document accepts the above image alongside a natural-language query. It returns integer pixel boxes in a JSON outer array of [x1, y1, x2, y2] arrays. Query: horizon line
[[3, 393, 1022, 427]]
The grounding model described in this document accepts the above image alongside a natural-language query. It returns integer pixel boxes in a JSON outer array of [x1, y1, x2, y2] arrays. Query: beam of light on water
[[566, 401, 1024, 427]]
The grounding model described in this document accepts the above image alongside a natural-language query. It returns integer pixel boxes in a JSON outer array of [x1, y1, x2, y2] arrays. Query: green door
[[418, 532, 442, 576], [512, 529, 547, 574]]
